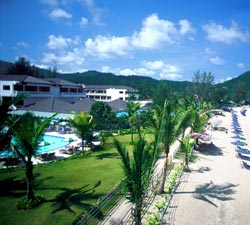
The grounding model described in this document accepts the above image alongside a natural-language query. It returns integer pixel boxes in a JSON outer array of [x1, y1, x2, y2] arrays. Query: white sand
[[163, 107, 250, 225]]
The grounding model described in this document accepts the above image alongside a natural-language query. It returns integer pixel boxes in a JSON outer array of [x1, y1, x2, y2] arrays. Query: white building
[[85, 85, 139, 102], [0, 75, 86, 104]]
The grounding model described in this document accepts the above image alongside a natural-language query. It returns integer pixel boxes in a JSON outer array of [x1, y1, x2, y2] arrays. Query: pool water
[[0, 135, 69, 157]]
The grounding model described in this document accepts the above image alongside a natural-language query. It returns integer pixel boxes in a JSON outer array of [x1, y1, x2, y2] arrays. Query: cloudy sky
[[1, 0, 250, 82]]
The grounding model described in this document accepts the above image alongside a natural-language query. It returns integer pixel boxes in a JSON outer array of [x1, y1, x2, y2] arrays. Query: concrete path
[[162, 109, 250, 225]]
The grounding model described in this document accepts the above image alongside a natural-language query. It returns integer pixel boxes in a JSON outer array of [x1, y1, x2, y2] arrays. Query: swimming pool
[[0, 135, 69, 157]]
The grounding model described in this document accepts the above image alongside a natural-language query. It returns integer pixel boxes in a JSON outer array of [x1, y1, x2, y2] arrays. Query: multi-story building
[[0, 75, 86, 104], [85, 85, 139, 102]]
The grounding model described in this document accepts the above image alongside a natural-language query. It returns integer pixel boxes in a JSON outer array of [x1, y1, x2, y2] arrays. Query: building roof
[[44, 78, 80, 87], [85, 85, 138, 91], [19, 97, 96, 114], [107, 99, 128, 112], [0, 75, 53, 85]]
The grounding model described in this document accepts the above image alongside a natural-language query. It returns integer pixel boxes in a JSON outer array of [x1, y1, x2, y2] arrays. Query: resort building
[[0, 75, 86, 105], [85, 85, 139, 102]]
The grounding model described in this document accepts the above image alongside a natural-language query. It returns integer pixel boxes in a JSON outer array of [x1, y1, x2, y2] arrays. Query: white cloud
[[203, 21, 249, 44], [120, 68, 156, 76], [48, 8, 72, 20], [179, 19, 195, 35], [141, 60, 165, 70], [237, 62, 245, 69], [210, 56, 225, 65], [80, 17, 88, 27], [46, 35, 80, 50], [132, 14, 177, 49], [79, 0, 105, 25], [16, 41, 29, 48], [85, 35, 131, 59]]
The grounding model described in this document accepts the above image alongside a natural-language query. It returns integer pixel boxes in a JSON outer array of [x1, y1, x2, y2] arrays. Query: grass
[[0, 134, 135, 225]]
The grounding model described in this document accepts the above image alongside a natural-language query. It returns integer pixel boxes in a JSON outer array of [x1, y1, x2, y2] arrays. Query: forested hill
[[217, 71, 250, 89], [58, 70, 192, 98]]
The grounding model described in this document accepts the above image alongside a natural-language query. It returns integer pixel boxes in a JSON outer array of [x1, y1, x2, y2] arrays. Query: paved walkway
[[162, 109, 250, 225], [99, 128, 191, 225]]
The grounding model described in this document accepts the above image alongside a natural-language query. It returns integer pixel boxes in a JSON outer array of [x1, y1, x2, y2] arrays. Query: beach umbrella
[[59, 121, 67, 126], [231, 141, 247, 146], [190, 133, 200, 139], [39, 140, 51, 146], [68, 137, 74, 142]]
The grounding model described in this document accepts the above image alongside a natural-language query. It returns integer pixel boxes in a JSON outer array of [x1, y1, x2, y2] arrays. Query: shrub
[[16, 194, 44, 210]]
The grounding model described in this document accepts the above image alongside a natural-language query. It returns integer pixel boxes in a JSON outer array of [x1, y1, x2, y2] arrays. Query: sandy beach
[[163, 107, 250, 225]]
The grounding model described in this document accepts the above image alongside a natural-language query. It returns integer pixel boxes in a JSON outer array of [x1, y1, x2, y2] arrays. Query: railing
[[73, 183, 123, 225]]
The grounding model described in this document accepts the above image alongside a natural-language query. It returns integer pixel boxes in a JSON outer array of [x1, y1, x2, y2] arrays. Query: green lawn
[[0, 135, 134, 225]]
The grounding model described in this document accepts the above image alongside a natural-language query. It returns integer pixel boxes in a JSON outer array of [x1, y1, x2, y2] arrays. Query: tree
[[233, 82, 247, 104], [152, 81, 174, 107], [12, 112, 51, 201], [191, 71, 215, 102], [0, 94, 26, 151], [90, 101, 115, 130], [68, 112, 94, 151], [6, 57, 33, 76], [127, 102, 141, 143], [157, 100, 184, 194], [179, 135, 192, 169]]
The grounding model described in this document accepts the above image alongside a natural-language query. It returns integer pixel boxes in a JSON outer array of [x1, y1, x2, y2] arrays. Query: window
[[14, 85, 23, 91], [25, 86, 38, 92], [60, 87, 68, 92], [119, 91, 124, 94], [3, 85, 10, 90], [70, 88, 77, 93], [39, 86, 50, 92]]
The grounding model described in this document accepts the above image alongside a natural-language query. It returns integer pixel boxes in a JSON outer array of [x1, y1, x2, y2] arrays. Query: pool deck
[[0, 131, 82, 168]]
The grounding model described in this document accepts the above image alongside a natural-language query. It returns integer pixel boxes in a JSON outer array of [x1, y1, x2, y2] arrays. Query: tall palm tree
[[114, 138, 158, 225], [68, 112, 94, 151], [114, 105, 166, 225], [12, 112, 52, 201], [6, 57, 33, 75], [157, 100, 184, 194]]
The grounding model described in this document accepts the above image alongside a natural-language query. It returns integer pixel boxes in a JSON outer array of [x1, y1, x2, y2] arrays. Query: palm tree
[[68, 112, 94, 151], [157, 100, 184, 194], [127, 102, 141, 142], [179, 135, 192, 169], [114, 137, 158, 225], [0, 94, 26, 151], [12, 112, 52, 201]]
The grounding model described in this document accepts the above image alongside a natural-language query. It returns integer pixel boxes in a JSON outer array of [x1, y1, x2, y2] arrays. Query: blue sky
[[1, 0, 250, 82]]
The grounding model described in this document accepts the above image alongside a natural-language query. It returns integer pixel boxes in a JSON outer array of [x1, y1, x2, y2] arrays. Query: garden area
[[0, 135, 135, 225]]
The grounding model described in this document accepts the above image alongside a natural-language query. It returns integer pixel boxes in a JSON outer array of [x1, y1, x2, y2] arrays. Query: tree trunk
[[133, 207, 142, 225], [158, 150, 168, 194], [26, 159, 34, 201]]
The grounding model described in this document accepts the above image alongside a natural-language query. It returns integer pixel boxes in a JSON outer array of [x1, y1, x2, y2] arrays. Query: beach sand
[[163, 107, 250, 225]]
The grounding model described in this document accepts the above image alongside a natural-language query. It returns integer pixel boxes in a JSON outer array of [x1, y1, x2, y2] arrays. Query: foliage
[[12, 112, 52, 201], [68, 111, 94, 151], [5, 57, 34, 76], [16, 194, 44, 210], [191, 70, 215, 102], [90, 101, 116, 130], [0, 94, 26, 151]]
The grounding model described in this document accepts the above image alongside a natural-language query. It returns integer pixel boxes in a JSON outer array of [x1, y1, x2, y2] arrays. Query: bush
[[16, 194, 44, 210]]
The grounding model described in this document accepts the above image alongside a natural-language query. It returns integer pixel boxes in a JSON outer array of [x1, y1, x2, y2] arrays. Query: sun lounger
[[235, 149, 250, 155], [242, 161, 250, 170], [238, 153, 250, 161]]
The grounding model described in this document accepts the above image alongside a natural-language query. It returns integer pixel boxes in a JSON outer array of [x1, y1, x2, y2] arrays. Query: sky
[[1, 0, 250, 83]]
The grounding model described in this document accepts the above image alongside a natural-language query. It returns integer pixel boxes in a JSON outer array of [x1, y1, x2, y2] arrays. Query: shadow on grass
[[96, 152, 120, 160], [0, 173, 54, 197], [46, 180, 103, 215]]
